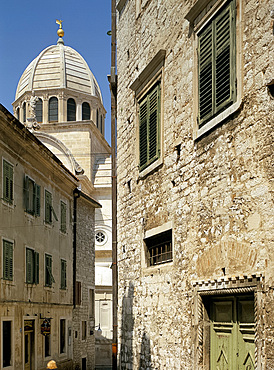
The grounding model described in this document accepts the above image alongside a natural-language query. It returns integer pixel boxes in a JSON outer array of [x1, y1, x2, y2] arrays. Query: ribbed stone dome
[[15, 41, 102, 102]]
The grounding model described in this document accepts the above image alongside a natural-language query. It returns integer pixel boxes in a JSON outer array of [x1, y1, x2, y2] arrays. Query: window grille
[[145, 229, 172, 266]]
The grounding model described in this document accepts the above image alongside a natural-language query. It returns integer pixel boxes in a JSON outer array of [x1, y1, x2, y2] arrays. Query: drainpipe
[[73, 188, 80, 308]]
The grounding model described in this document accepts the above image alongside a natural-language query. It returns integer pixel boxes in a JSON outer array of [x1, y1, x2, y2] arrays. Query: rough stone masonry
[[116, 0, 274, 368]]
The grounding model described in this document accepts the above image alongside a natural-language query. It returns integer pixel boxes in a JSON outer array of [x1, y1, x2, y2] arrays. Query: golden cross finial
[[56, 19, 63, 29]]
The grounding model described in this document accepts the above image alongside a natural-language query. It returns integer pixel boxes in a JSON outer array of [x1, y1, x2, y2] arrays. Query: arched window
[[96, 109, 99, 128], [100, 115, 103, 134], [23, 102, 26, 123], [67, 98, 76, 121], [49, 97, 58, 122], [16, 108, 20, 120], [82, 102, 90, 120], [35, 98, 43, 123]]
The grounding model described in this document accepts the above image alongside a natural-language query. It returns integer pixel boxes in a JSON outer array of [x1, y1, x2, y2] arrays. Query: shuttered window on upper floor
[[139, 82, 161, 171], [61, 259, 67, 289], [26, 248, 39, 284], [3, 240, 13, 281], [60, 201, 66, 233], [24, 176, 40, 216], [45, 253, 55, 287], [198, 0, 236, 127], [3, 159, 13, 204]]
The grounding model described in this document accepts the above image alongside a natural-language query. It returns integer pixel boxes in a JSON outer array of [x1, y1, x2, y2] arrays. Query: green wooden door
[[210, 296, 255, 370]]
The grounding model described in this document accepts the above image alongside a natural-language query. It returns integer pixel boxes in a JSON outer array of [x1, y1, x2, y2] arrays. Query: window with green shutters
[[3, 160, 13, 204], [26, 248, 39, 284], [24, 176, 40, 216], [61, 259, 67, 289], [45, 190, 52, 224], [60, 201, 66, 233], [139, 82, 161, 171], [198, 0, 236, 127], [45, 254, 55, 287], [3, 240, 13, 281]]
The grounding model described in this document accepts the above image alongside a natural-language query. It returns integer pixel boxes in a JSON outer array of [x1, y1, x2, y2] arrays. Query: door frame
[[192, 274, 264, 370], [23, 316, 37, 370]]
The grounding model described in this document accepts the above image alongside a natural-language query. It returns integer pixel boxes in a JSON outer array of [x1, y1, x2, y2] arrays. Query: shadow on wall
[[119, 282, 135, 369], [138, 332, 151, 370], [119, 281, 152, 369]]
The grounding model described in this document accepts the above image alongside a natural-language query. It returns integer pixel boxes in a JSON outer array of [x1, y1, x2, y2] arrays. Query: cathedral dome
[[15, 40, 102, 102]]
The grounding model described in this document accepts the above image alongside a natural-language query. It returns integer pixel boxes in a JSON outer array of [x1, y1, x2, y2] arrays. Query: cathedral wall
[[116, 0, 274, 368]]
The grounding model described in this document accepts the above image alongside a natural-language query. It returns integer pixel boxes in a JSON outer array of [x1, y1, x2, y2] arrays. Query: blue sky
[[0, 0, 112, 143]]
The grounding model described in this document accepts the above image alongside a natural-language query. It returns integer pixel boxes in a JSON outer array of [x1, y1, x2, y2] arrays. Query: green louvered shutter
[[139, 83, 161, 171], [23, 176, 29, 211], [139, 98, 148, 169], [45, 254, 52, 287], [35, 185, 41, 217], [198, 0, 236, 127], [148, 84, 160, 164], [3, 240, 13, 281], [215, 0, 236, 112], [26, 248, 33, 283], [3, 160, 13, 204], [34, 252, 39, 284], [60, 201, 66, 233], [45, 190, 52, 224], [61, 259, 67, 289], [198, 24, 213, 124]]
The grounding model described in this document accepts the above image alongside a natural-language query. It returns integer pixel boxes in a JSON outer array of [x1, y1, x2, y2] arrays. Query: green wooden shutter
[[215, 1, 235, 112], [45, 190, 52, 224], [35, 185, 41, 217], [148, 84, 160, 163], [3, 160, 13, 204], [198, 24, 213, 123], [3, 240, 13, 281], [34, 252, 39, 284], [60, 201, 66, 233], [139, 83, 161, 171], [26, 248, 33, 283], [61, 259, 67, 289], [198, 0, 236, 127], [139, 99, 148, 169], [23, 176, 29, 211], [45, 254, 51, 286]]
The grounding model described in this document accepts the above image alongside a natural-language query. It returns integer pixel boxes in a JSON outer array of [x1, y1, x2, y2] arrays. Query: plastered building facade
[[10, 27, 112, 369], [0, 104, 78, 369], [116, 0, 274, 368]]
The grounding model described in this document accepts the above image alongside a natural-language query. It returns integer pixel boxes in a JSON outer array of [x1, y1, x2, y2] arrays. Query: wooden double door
[[210, 295, 255, 370]]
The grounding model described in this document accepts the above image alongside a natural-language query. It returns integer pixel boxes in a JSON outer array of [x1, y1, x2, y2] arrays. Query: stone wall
[[116, 0, 274, 368], [73, 196, 96, 369]]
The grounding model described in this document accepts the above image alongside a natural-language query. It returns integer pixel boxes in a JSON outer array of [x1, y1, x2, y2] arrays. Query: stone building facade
[[116, 0, 273, 369]]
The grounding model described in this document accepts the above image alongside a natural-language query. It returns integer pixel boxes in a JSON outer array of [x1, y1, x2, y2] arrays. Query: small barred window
[[145, 229, 172, 266]]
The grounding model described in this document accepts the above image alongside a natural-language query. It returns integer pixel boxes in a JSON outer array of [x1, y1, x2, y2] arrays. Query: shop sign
[[41, 319, 51, 336]]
